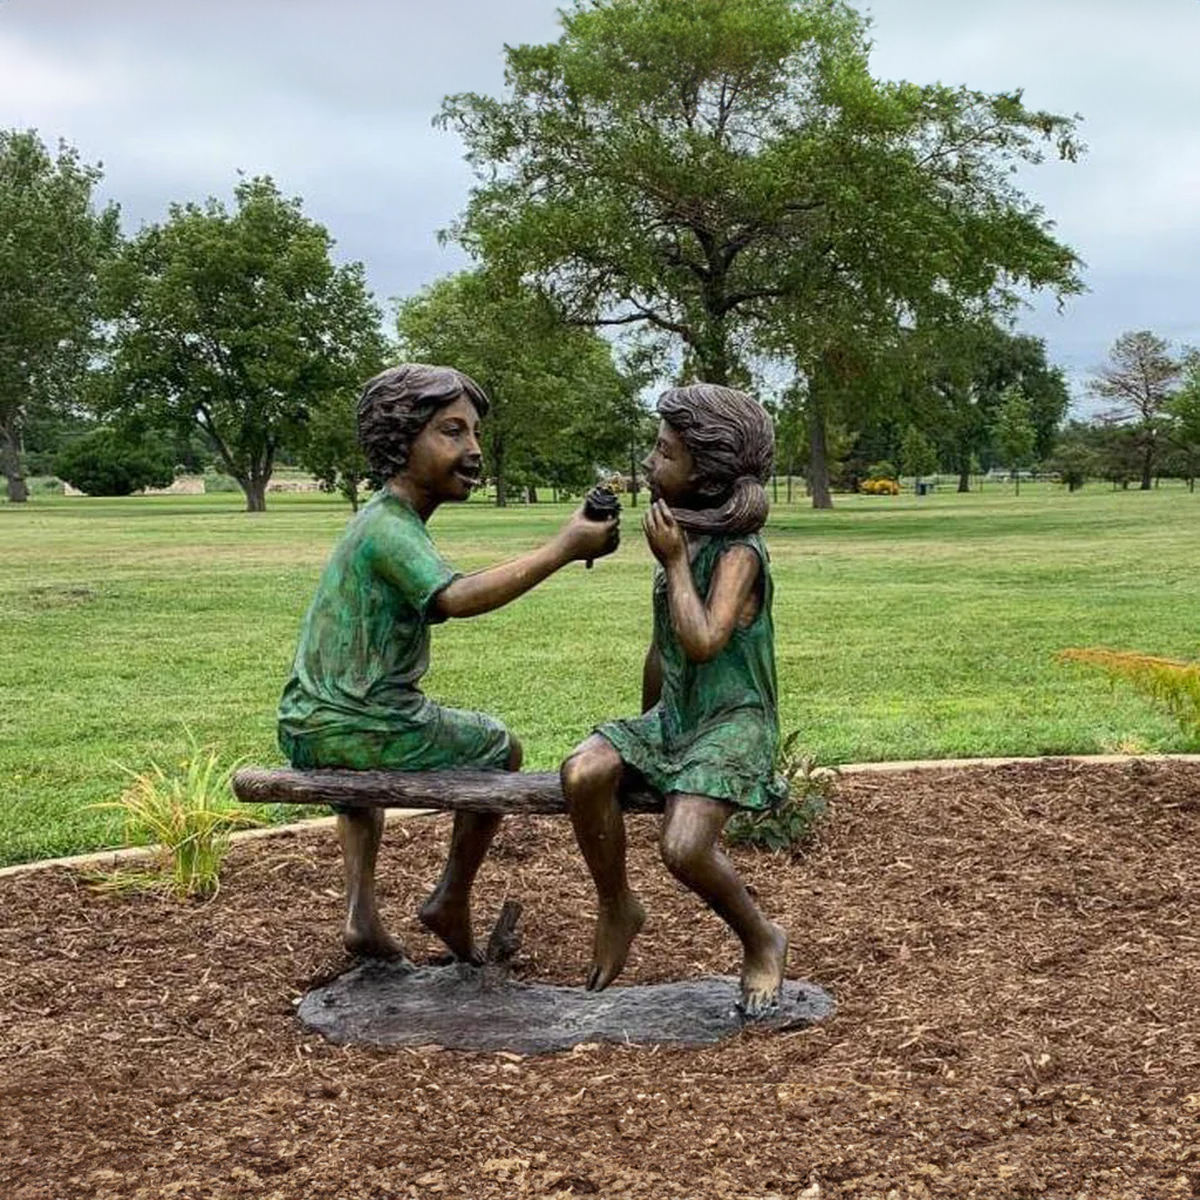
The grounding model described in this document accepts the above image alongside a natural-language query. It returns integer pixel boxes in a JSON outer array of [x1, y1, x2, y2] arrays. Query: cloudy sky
[[3, 0, 1198, 410]]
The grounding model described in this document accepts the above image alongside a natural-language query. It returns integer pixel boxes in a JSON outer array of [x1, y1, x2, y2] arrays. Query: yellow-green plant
[[1058, 648, 1200, 743], [91, 735, 261, 899]]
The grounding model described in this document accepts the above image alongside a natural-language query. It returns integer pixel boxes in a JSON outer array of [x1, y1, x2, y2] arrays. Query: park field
[[2, 482, 1197, 866]]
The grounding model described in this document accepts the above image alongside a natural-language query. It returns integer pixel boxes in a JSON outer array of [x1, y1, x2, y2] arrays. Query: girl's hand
[[643, 500, 686, 566]]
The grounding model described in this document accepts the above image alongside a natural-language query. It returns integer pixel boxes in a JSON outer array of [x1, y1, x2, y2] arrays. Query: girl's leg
[[339, 807, 406, 959], [419, 737, 522, 963], [561, 735, 646, 991], [660, 793, 789, 1017]]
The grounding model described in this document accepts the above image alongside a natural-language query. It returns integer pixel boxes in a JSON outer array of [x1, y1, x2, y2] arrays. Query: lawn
[[2, 482, 1197, 866]]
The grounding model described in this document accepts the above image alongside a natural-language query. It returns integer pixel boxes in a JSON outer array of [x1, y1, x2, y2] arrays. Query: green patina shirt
[[277, 490, 510, 772]]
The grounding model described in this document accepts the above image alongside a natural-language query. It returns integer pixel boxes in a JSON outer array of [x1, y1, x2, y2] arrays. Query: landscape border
[[4, 752, 1197, 881]]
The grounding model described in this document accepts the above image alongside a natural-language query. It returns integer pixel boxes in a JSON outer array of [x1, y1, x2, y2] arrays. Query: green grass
[[2, 482, 1198, 866]]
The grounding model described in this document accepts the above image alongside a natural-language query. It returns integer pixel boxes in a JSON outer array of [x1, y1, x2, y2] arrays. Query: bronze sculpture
[[277, 363, 618, 962], [561, 383, 789, 1018]]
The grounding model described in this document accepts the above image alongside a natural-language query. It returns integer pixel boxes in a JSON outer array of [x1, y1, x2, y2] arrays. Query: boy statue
[[278, 363, 619, 961]]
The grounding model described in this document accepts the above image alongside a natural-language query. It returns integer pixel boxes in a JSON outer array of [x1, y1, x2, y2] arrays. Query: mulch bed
[[2, 760, 1199, 1200]]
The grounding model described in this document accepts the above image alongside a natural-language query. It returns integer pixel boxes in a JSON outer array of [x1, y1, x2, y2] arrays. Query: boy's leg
[[659, 793, 789, 1018], [339, 807, 406, 959], [561, 735, 646, 991], [418, 738, 522, 962]]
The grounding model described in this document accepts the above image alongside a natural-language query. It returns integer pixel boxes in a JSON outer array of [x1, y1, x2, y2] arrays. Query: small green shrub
[[1058, 648, 1200, 744], [54, 429, 174, 496], [202, 470, 241, 493], [89, 734, 261, 899], [725, 731, 838, 852]]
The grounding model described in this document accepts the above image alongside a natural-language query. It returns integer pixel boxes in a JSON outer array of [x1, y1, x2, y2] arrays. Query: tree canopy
[[1088, 330, 1180, 491], [440, 0, 1084, 505], [0, 129, 120, 502], [100, 176, 386, 511]]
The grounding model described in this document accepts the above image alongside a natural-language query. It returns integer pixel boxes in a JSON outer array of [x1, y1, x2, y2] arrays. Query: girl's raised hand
[[643, 499, 686, 566]]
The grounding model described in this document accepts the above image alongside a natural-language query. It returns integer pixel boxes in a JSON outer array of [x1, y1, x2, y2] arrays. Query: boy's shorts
[[279, 700, 513, 813]]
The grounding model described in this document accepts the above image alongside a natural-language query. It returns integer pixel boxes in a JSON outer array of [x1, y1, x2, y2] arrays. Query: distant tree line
[[6, 2, 1195, 512], [1052, 332, 1200, 494]]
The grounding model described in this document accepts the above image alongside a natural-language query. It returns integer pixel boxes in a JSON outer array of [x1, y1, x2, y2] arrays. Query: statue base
[[298, 959, 835, 1053]]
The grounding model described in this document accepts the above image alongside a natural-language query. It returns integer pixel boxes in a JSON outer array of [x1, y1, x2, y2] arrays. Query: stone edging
[[3, 753, 1198, 881]]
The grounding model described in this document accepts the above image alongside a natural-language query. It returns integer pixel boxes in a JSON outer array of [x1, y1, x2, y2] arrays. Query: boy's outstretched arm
[[434, 508, 618, 620], [643, 500, 759, 664]]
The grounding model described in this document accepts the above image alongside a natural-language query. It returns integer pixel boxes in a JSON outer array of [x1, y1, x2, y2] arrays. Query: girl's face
[[642, 420, 696, 507]]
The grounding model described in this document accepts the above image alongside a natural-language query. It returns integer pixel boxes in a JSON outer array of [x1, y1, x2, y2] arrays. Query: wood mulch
[[2, 760, 1198, 1200]]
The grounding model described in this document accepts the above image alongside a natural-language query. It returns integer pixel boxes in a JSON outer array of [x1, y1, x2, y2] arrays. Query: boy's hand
[[643, 500, 686, 566], [560, 506, 620, 563]]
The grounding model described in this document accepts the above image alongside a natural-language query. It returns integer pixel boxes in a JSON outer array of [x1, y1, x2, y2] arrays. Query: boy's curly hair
[[357, 364, 490, 488], [657, 383, 774, 536]]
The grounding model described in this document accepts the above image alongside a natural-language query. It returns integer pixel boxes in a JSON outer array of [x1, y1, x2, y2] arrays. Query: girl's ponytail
[[672, 473, 769, 536]]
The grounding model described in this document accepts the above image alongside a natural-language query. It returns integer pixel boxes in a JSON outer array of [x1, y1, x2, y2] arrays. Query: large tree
[[101, 176, 384, 511], [0, 130, 119, 502], [439, 0, 1082, 506], [395, 269, 636, 506], [1088, 330, 1180, 491], [918, 323, 1070, 491]]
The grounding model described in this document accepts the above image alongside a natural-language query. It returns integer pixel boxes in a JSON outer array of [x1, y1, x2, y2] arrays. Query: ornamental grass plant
[[1057, 649, 1200, 745], [90, 734, 261, 899]]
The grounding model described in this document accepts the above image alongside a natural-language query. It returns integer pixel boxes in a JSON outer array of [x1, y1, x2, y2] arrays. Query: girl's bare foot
[[738, 922, 788, 1018], [586, 893, 647, 991], [343, 914, 406, 961], [418, 893, 483, 964]]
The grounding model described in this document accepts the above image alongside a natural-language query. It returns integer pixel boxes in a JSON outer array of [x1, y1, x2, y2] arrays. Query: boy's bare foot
[[343, 915, 406, 961], [586, 894, 647, 991], [738, 922, 789, 1019], [418, 893, 483, 964]]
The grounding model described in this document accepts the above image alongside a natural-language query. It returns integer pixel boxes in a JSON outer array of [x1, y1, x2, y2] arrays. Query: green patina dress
[[278, 491, 511, 772], [598, 533, 786, 811]]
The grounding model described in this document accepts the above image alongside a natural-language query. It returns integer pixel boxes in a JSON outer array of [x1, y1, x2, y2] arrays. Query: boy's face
[[642, 420, 696, 506], [405, 394, 483, 502]]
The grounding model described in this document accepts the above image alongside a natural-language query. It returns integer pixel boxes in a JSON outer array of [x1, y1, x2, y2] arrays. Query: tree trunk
[[806, 393, 833, 510], [525, 485, 538, 503], [492, 432, 506, 507], [786, 462, 793, 504], [1140, 444, 1153, 490], [957, 461, 971, 493], [243, 478, 268, 512], [1012, 469, 1021, 497], [2, 415, 29, 503], [628, 437, 640, 508]]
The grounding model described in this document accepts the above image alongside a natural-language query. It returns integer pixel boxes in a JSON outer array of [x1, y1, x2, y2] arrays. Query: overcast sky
[[4, 0, 1199, 411]]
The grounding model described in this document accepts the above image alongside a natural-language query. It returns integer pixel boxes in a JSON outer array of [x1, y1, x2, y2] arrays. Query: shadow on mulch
[[2, 761, 1198, 1200]]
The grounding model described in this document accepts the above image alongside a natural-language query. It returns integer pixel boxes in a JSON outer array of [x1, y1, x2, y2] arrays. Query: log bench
[[232, 766, 665, 815]]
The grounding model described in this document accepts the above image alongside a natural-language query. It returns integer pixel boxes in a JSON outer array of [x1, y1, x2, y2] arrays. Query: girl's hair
[[657, 383, 774, 536], [357, 363, 489, 487]]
